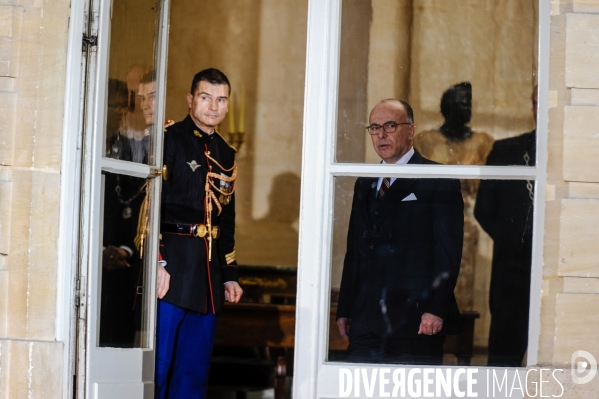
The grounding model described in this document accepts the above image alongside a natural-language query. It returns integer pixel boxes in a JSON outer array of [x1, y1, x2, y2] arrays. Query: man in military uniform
[[474, 87, 537, 367], [155, 68, 243, 399]]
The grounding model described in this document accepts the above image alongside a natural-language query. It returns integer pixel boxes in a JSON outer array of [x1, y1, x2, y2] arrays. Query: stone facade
[[1, 0, 599, 398], [531, 2, 599, 396], [0, 0, 69, 397]]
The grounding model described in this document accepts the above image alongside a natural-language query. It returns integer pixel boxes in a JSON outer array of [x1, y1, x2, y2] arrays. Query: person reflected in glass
[[336, 99, 464, 364], [99, 71, 155, 347], [474, 86, 538, 367], [107, 65, 151, 164]]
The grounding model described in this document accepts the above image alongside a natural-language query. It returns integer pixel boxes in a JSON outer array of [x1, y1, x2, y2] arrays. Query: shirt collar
[[382, 146, 414, 165], [195, 124, 214, 135], [186, 115, 214, 135]]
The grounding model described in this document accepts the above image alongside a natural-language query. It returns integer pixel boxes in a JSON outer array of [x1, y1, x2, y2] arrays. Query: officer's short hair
[[190, 68, 231, 95]]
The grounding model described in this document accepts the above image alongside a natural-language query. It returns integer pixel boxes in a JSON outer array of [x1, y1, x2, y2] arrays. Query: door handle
[[152, 165, 168, 180]]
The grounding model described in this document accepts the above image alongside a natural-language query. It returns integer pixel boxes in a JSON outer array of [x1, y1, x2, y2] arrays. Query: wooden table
[[215, 303, 346, 349]]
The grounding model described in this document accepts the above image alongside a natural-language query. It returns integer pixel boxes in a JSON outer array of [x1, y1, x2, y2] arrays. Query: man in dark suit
[[474, 87, 537, 367], [155, 68, 243, 399], [336, 99, 464, 364]]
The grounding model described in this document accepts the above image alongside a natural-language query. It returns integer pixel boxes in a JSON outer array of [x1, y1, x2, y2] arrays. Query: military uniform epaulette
[[213, 130, 238, 152], [164, 119, 175, 132]]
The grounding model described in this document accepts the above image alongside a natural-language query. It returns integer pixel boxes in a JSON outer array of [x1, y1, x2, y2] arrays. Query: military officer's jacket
[[159, 115, 238, 313]]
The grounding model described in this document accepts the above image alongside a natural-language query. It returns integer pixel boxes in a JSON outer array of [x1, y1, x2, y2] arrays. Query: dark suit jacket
[[337, 150, 464, 338], [474, 131, 535, 311], [160, 115, 238, 313]]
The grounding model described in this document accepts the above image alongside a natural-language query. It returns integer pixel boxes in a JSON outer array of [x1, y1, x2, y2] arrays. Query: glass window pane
[[99, 172, 151, 348], [103, 0, 159, 165], [165, 0, 308, 269], [329, 176, 534, 366], [336, 1, 539, 167]]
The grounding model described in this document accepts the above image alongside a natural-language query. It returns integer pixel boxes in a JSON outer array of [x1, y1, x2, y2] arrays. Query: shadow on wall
[[237, 172, 301, 267]]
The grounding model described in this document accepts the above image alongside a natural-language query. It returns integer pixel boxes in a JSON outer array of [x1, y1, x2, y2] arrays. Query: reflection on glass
[[414, 82, 494, 168], [100, 172, 149, 348], [336, 0, 538, 164], [414, 84, 538, 169], [329, 177, 534, 366], [103, 0, 159, 165], [331, 173, 464, 365], [475, 178, 534, 367], [98, 0, 159, 348]]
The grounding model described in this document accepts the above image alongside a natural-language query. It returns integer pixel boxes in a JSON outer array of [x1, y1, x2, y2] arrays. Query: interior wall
[[331, 0, 372, 287], [337, 0, 371, 164], [410, 0, 538, 137], [364, 0, 412, 164], [108, 0, 157, 82]]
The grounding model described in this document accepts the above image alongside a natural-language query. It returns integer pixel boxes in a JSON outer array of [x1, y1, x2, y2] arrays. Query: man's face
[[138, 81, 156, 126], [369, 102, 415, 164], [187, 81, 229, 132]]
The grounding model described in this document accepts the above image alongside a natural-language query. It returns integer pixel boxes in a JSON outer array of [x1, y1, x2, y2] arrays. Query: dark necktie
[[378, 177, 391, 199]]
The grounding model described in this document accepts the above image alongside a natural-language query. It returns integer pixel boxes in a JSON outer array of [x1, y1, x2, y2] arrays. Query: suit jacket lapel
[[383, 178, 417, 202], [357, 177, 378, 224], [375, 149, 423, 220]]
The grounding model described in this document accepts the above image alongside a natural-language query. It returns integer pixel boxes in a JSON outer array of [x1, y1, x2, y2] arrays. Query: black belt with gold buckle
[[160, 223, 220, 239]]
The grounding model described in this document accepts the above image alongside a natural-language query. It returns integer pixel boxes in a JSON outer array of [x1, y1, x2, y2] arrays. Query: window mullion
[[330, 163, 538, 180]]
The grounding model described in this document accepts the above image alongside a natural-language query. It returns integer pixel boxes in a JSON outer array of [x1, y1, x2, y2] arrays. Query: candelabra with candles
[[227, 85, 246, 151]]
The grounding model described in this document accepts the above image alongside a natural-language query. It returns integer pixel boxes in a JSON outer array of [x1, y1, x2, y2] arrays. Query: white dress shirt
[[376, 147, 415, 192]]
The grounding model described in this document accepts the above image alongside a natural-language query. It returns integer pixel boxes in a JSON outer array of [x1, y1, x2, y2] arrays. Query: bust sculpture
[[414, 82, 494, 311], [414, 82, 494, 174]]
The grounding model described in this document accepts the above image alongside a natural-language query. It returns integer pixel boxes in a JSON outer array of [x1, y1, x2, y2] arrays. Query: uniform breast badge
[[187, 160, 201, 171]]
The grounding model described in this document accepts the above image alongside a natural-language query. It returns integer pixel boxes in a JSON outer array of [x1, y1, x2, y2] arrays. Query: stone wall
[[530, 1, 599, 396], [0, 0, 70, 398]]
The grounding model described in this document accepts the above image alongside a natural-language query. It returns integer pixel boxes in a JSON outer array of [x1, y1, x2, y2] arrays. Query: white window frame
[[293, 0, 550, 397], [57, 0, 171, 396], [57, 1, 90, 397]]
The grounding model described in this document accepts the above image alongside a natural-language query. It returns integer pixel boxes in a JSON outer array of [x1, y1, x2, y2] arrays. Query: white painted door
[[76, 0, 170, 397]]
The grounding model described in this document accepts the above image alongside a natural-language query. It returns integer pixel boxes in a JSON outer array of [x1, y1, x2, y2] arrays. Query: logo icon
[[571, 350, 597, 384]]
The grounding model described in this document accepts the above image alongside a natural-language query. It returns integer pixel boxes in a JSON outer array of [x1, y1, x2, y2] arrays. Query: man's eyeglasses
[[366, 121, 411, 135]]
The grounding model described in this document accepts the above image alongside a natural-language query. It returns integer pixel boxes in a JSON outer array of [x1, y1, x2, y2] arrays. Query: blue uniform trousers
[[155, 300, 217, 399]]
